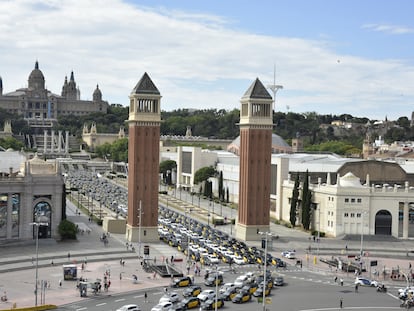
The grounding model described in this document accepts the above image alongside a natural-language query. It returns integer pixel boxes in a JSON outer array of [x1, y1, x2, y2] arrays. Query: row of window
[[344, 212, 362, 218], [344, 198, 362, 203]]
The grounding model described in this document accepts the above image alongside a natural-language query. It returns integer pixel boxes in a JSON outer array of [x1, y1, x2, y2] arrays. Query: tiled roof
[[131, 72, 160, 95], [242, 78, 272, 100]]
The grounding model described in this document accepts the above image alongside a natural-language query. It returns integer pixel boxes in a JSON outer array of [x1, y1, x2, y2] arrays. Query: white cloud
[[0, 0, 413, 120], [362, 23, 414, 35]]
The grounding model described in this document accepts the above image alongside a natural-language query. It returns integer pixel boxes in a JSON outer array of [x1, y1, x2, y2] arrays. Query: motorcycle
[[377, 284, 387, 293]]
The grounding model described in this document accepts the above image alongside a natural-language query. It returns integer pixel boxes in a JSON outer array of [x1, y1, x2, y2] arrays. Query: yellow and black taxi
[[219, 286, 238, 301], [200, 298, 225, 310], [171, 276, 192, 288], [253, 285, 271, 297], [231, 290, 251, 304], [241, 283, 258, 295], [177, 296, 200, 309], [183, 285, 202, 297], [204, 272, 223, 287]]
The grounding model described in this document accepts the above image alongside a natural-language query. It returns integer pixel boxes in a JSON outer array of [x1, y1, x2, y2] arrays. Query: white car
[[197, 289, 216, 302], [207, 255, 220, 264], [159, 291, 180, 303], [219, 283, 236, 294], [116, 304, 141, 311], [354, 277, 378, 287], [151, 301, 173, 311], [281, 250, 296, 259], [232, 255, 245, 265]]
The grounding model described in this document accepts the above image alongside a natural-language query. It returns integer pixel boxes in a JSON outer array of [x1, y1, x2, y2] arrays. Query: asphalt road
[[56, 263, 401, 311]]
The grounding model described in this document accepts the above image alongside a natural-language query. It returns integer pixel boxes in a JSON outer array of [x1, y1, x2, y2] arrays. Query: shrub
[[58, 219, 77, 240]]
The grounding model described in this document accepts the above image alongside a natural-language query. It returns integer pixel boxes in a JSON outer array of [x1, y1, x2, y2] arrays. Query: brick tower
[[126, 72, 161, 244], [236, 78, 273, 241]]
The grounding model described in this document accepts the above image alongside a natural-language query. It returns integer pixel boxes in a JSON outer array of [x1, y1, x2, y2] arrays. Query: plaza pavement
[[1, 196, 414, 310]]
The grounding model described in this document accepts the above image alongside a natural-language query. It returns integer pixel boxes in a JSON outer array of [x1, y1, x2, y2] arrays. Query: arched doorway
[[375, 210, 392, 235], [33, 201, 51, 239]]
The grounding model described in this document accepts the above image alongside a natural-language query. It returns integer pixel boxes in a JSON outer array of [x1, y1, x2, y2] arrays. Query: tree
[[0, 137, 24, 150], [159, 160, 177, 185], [58, 219, 77, 240], [301, 170, 312, 230], [290, 173, 300, 227], [194, 166, 216, 184], [218, 171, 224, 201]]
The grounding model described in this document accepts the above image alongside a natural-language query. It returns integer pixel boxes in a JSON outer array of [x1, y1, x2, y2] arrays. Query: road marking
[[115, 298, 126, 302], [96, 303, 107, 306], [76, 308, 87, 311]]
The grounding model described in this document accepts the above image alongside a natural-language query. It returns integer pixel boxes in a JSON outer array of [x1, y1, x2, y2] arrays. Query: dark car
[[253, 286, 271, 297], [274, 276, 284, 286], [232, 291, 251, 304], [219, 287, 238, 301], [171, 276, 192, 288], [177, 296, 200, 310], [200, 298, 225, 310], [183, 285, 202, 297], [204, 273, 223, 287]]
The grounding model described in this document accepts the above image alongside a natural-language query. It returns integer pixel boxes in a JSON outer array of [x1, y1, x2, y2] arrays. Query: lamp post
[[186, 208, 192, 268], [138, 201, 143, 259], [317, 205, 321, 255], [360, 211, 368, 258], [258, 231, 272, 311], [215, 264, 219, 311], [30, 221, 48, 307]]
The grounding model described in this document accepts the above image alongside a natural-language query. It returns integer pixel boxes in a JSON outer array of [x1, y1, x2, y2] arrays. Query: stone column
[[50, 130, 55, 153], [58, 130, 62, 153], [65, 131, 69, 154], [43, 130, 48, 154], [403, 201, 409, 239], [6, 193, 12, 239]]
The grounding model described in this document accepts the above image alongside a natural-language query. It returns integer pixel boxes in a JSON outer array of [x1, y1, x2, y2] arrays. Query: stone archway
[[33, 201, 52, 239], [375, 210, 392, 235]]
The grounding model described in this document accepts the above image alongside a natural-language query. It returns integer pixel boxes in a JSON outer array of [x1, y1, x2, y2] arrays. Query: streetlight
[[185, 208, 192, 269], [137, 201, 143, 259], [214, 264, 219, 311], [30, 221, 48, 307], [360, 211, 368, 265], [258, 231, 273, 311]]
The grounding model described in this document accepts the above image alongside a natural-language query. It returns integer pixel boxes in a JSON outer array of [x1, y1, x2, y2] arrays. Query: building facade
[[0, 150, 64, 242], [0, 61, 109, 128]]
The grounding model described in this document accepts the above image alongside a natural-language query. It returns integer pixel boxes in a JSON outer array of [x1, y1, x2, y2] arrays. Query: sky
[[1, 0, 414, 121]]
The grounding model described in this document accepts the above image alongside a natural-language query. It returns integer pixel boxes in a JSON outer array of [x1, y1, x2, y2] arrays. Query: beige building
[[0, 150, 64, 242], [0, 61, 109, 129], [82, 122, 126, 151]]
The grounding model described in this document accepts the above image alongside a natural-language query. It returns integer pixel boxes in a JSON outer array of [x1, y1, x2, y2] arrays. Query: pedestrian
[[119, 273, 122, 280], [31, 256, 34, 264], [340, 297, 343, 308], [355, 283, 359, 293], [59, 279, 62, 287], [334, 276, 337, 283], [164, 287, 168, 293], [171, 255, 174, 263], [67, 252, 71, 260], [120, 258, 123, 265], [144, 292, 148, 303], [340, 278, 344, 286]]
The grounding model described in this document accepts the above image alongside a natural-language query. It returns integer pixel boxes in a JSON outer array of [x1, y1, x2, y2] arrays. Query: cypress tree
[[301, 170, 312, 230], [290, 173, 299, 227]]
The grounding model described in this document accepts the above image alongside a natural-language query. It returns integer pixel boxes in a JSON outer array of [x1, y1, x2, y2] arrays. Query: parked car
[[183, 285, 202, 297], [171, 276, 192, 288], [200, 298, 225, 310], [176, 297, 200, 310], [204, 273, 223, 287], [116, 305, 140, 311], [197, 289, 216, 302], [232, 291, 251, 304], [151, 301, 173, 311], [159, 291, 180, 303], [253, 286, 271, 297], [219, 286, 238, 301]]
